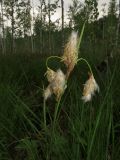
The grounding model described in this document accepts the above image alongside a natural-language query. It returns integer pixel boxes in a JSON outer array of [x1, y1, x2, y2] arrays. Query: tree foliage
[[16, 0, 31, 37]]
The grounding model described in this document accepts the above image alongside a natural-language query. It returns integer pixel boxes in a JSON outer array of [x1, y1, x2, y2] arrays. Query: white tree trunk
[[116, 0, 120, 48]]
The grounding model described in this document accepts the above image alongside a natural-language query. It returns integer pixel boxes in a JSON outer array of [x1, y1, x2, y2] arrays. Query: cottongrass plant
[[44, 69, 66, 101], [62, 31, 78, 79], [81, 72, 99, 103], [43, 22, 99, 129]]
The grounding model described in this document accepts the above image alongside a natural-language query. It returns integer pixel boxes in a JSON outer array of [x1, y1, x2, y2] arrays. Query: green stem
[[43, 84, 47, 130], [43, 97, 46, 130], [53, 97, 62, 128], [77, 21, 86, 52], [55, 79, 68, 122], [77, 58, 93, 74], [46, 56, 62, 68]]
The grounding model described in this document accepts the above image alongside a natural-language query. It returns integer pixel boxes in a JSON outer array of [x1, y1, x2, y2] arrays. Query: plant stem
[[53, 97, 61, 128], [46, 56, 62, 68], [77, 21, 86, 52], [43, 97, 46, 130], [77, 58, 93, 74]]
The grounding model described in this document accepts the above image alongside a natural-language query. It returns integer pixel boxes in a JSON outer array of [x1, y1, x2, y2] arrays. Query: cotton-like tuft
[[44, 69, 66, 101], [45, 68, 56, 82], [82, 72, 99, 103], [62, 31, 78, 79], [44, 86, 52, 100]]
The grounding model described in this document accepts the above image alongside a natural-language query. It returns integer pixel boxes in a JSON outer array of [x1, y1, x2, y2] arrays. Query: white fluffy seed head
[[62, 31, 78, 78], [69, 31, 78, 47], [45, 68, 56, 82], [81, 94, 92, 103], [44, 86, 52, 101], [82, 72, 99, 103], [50, 69, 66, 100], [44, 69, 66, 101]]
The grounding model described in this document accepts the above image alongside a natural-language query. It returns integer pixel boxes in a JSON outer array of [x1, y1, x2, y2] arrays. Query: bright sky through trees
[[31, 0, 119, 22]]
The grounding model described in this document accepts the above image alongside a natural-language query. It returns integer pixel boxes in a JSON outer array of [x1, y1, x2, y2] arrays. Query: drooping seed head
[[44, 86, 52, 101], [51, 69, 66, 101], [44, 69, 66, 101], [82, 72, 99, 103], [45, 68, 56, 82]]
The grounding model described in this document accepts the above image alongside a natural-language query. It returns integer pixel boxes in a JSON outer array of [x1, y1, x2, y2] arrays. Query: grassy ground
[[0, 51, 120, 160]]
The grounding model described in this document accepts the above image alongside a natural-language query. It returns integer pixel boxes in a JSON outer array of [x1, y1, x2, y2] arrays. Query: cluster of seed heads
[[44, 31, 99, 102]]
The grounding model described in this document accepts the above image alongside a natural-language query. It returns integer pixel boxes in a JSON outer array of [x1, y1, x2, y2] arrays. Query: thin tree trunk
[[48, 0, 51, 55], [1, 0, 6, 54], [31, 0, 34, 53], [116, 0, 120, 48], [30, 30, 34, 53], [39, 0, 43, 54], [11, 1, 15, 54], [61, 0, 64, 52]]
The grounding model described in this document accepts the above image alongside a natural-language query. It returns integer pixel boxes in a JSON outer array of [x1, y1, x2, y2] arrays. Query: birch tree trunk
[[39, 0, 43, 54], [11, 1, 15, 54], [61, 0, 64, 52], [0, 0, 6, 54], [116, 0, 120, 48], [48, 0, 51, 55], [30, 0, 34, 53]]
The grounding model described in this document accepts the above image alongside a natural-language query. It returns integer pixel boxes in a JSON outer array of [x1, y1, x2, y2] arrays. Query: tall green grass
[[0, 53, 120, 160]]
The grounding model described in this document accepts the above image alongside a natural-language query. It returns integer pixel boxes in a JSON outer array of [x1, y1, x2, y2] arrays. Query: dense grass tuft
[[0, 53, 120, 160]]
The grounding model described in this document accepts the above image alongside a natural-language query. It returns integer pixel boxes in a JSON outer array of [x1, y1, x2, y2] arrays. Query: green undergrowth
[[0, 53, 120, 160]]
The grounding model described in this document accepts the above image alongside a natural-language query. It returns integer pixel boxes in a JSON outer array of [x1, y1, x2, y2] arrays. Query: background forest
[[0, 0, 119, 56], [0, 0, 120, 160]]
